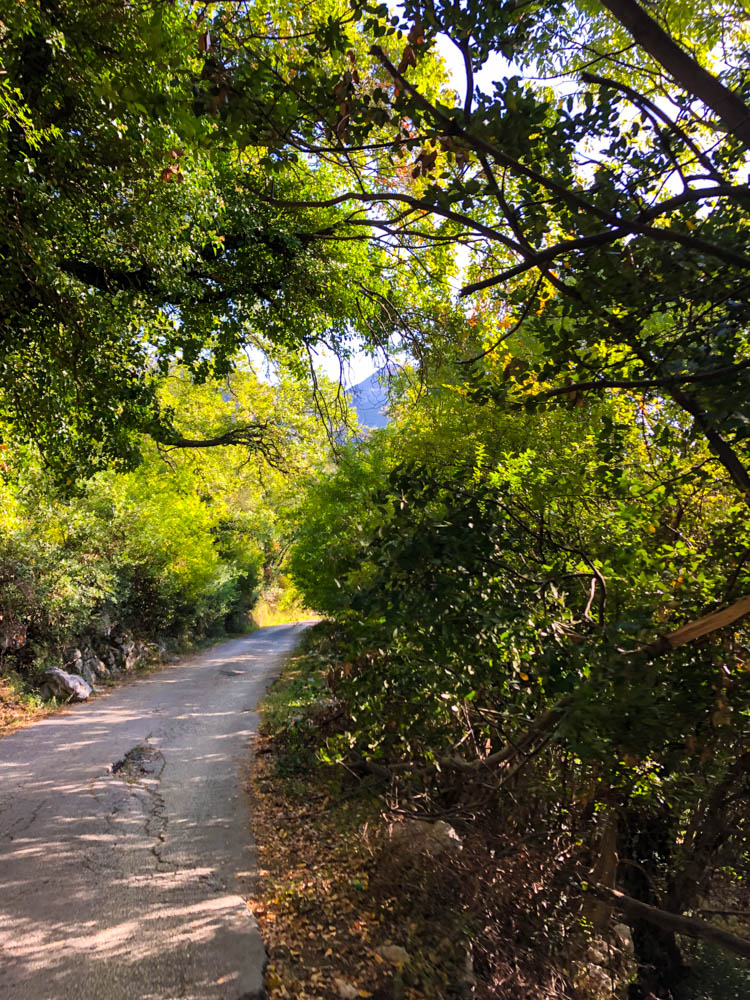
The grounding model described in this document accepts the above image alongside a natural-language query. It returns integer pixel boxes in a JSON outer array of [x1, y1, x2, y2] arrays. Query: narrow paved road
[[0, 624, 309, 1000]]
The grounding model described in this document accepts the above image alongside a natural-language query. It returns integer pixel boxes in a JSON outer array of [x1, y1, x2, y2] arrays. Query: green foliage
[[0, 365, 335, 673], [0, 0, 415, 477], [293, 384, 749, 766], [259, 641, 331, 777], [220, 0, 750, 511], [290, 366, 750, 973], [4, 1, 750, 984]]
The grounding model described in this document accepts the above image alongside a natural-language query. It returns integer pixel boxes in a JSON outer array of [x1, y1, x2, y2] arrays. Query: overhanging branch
[[158, 422, 286, 468], [524, 361, 750, 400], [599, 0, 750, 147], [587, 883, 750, 959]]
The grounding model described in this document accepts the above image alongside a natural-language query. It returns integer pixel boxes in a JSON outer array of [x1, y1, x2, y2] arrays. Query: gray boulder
[[41, 667, 91, 702], [132, 640, 149, 667], [376, 945, 410, 967], [122, 641, 137, 670], [63, 647, 83, 670], [613, 922, 634, 956], [98, 631, 141, 673], [109, 631, 140, 670], [100, 644, 120, 673], [81, 647, 109, 684], [387, 819, 463, 857], [64, 646, 108, 686]]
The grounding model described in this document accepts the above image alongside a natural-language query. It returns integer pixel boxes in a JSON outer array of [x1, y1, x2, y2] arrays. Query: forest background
[[3, 1, 750, 997]]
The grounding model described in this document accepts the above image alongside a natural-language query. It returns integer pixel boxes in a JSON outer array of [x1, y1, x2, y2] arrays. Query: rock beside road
[[42, 632, 154, 701], [41, 667, 92, 701], [376, 944, 410, 967], [65, 647, 110, 686], [386, 818, 463, 858]]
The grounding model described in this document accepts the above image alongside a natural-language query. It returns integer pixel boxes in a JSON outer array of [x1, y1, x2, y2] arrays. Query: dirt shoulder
[[248, 649, 491, 1000]]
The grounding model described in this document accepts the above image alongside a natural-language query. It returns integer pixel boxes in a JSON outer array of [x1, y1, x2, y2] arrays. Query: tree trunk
[[600, 0, 750, 147], [618, 807, 686, 999]]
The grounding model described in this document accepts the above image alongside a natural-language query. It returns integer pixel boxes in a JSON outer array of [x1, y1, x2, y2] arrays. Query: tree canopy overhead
[[0, 0, 423, 476], [201, 0, 750, 505], [6, 0, 750, 487]]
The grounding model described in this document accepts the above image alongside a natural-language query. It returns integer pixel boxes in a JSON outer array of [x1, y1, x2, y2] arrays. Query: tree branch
[[599, 0, 750, 147], [580, 71, 724, 181], [460, 191, 750, 297], [587, 883, 750, 959], [60, 259, 159, 294], [645, 593, 750, 655], [159, 423, 286, 468], [263, 191, 526, 253], [525, 361, 750, 400], [671, 386, 750, 504], [443, 695, 574, 771]]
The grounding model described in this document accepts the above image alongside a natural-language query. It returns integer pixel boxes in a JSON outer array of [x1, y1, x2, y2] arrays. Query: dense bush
[[0, 457, 256, 672], [0, 368, 331, 680], [290, 373, 750, 993]]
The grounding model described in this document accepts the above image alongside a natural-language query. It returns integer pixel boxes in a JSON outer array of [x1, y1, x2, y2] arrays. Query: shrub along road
[[0, 624, 311, 1000]]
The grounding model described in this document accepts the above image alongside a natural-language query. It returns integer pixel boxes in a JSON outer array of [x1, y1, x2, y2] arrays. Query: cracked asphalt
[[0, 623, 310, 1000]]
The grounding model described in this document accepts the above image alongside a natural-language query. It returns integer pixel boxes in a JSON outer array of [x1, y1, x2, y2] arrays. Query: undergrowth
[[0, 670, 49, 732], [250, 625, 584, 1000]]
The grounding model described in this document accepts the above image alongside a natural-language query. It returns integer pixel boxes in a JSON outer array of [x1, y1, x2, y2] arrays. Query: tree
[[219, 0, 750, 508], [291, 359, 750, 988], [269, 4, 750, 986], [0, 0, 415, 477], [0, 362, 336, 662]]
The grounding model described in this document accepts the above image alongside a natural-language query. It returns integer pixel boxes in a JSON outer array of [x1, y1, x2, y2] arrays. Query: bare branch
[[580, 71, 724, 181], [645, 593, 750, 655], [587, 883, 750, 959]]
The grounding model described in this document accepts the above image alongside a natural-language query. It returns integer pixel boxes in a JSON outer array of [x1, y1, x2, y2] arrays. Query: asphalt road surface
[[0, 623, 310, 1000]]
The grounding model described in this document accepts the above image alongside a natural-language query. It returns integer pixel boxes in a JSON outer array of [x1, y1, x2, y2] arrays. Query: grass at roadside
[[0, 671, 49, 733]]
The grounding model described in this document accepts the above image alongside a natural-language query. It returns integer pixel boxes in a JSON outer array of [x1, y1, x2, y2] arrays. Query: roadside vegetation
[[0, 369, 332, 720], [252, 635, 497, 1000], [282, 377, 750, 997]]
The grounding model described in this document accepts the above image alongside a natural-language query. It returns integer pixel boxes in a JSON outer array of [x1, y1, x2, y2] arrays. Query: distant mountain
[[347, 371, 390, 429]]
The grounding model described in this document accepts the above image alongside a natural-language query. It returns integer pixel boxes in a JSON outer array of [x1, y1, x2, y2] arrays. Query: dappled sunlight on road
[[0, 623, 311, 1000]]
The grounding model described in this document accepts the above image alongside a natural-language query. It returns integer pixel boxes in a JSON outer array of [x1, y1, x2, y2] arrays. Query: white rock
[[42, 667, 91, 702], [572, 961, 612, 996], [74, 647, 109, 686], [460, 948, 476, 988], [586, 941, 609, 966], [334, 979, 359, 999], [429, 819, 463, 852]]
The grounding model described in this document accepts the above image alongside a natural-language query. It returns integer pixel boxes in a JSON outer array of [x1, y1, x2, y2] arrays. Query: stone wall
[[38, 633, 171, 701]]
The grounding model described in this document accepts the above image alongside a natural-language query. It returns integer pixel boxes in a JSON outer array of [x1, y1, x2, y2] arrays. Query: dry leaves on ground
[[249, 738, 427, 1000]]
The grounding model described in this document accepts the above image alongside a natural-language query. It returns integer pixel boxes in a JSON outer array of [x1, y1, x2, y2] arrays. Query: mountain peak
[[347, 371, 390, 429]]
